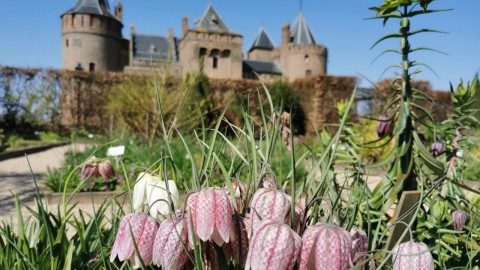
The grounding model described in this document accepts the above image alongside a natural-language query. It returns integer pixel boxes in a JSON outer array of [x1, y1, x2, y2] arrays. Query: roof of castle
[[194, 4, 235, 34], [243, 60, 282, 75], [290, 12, 316, 46], [62, 0, 118, 20], [132, 34, 178, 62], [249, 27, 275, 52]]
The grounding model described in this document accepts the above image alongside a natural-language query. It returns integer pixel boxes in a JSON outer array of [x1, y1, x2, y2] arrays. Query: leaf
[[413, 131, 444, 175], [371, 33, 403, 49]]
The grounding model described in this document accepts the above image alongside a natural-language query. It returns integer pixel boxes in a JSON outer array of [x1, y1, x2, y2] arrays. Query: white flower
[[133, 172, 179, 216]]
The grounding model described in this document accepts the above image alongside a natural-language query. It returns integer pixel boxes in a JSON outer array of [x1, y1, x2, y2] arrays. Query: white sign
[[107, 145, 125, 157]]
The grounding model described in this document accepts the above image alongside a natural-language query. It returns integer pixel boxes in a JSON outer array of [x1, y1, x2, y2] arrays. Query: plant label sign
[[107, 145, 125, 157]]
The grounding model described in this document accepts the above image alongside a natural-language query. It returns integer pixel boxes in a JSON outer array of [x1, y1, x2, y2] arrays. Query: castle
[[61, 0, 328, 82]]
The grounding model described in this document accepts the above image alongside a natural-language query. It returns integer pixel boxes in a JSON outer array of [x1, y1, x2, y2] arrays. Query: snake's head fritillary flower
[[350, 226, 368, 269], [224, 215, 249, 267], [376, 114, 393, 138], [133, 172, 179, 216], [452, 209, 467, 231], [186, 187, 235, 246], [110, 213, 159, 269], [152, 217, 188, 270], [392, 241, 434, 270], [98, 160, 116, 181], [80, 156, 99, 182], [285, 202, 306, 234], [225, 180, 247, 213], [249, 188, 291, 233], [245, 219, 301, 270], [429, 140, 444, 158], [299, 222, 352, 270]]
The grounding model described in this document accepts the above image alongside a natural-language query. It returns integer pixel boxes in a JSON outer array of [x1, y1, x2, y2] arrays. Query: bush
[[268, 81, 306, 135]]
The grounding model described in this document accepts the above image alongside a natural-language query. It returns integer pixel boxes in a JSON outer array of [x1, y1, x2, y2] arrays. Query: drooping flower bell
[[299, 222, 352, 270], [186, 187, 235, 246], [452, 209, 467, 231], [376, 114, 393, 137], [110, 213, 159, 269], [245, 220, 302, 270], [429, 140, 443, 158], [350, 226, 368, 269], [80, 156, 99, 182], [249, 188, 291, 233], [224, 180, 248, 213], [98, 160, 116, 180], [152, 217, 189, 270], [392, 241, 434, 270], [133, 172, 179, 216]]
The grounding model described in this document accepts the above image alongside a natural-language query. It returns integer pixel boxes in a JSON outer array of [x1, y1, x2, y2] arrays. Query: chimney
[[182, 16, 189, 37], [168, 28, 174, 39], [282, 23, 290, 47], [115, 3, 123, 22]]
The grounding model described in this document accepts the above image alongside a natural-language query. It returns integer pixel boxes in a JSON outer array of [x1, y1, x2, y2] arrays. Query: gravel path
[[0, 143, 89, 221]]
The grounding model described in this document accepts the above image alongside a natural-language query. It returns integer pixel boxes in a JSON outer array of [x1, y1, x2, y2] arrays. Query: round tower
[[61, 0, 124, 72]]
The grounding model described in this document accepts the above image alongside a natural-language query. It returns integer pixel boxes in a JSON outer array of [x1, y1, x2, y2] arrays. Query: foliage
[[268, 81, 306, 135]]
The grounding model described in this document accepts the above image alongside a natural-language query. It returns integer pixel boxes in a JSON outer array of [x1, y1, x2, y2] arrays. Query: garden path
[[0, 143, 89, 222]]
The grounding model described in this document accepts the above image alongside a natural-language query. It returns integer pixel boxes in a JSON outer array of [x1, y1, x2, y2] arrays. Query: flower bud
[[429, 141, 443, 157], [98, 160, 116, 181], [376, 114, 393, 137], [452, 209, 467, 231]]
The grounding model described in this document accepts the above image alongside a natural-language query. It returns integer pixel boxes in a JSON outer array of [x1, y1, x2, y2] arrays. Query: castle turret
[[281, 12, 328, 81], [61, 0, 125, 72], [248, 27, 275, 61], [178, 4, 243, 79]]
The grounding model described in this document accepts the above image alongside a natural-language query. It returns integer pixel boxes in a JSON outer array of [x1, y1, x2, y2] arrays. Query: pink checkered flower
[[225, 180, 248, 213], [186, 187, 235, 246], [110, 213, 159, 269], [392, 241, 434, 270], [249, 188, 291, 233], [452, 209, 467, 231], [350, 226, 368, 269], [245, 219, 301, 270], [80, 156, 99, 182], [299, 222, 352, 270], [152, 217, 188, 270]]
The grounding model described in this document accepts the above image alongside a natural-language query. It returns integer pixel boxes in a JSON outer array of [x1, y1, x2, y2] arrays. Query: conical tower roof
[[62, 0, 117, 20], [195, 4, 233, 33], [290, 12, 316, 46], [249, 27, 275, 51]]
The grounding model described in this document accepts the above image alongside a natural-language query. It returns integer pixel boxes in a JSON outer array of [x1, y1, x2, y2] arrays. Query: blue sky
[[0, 1, 478, 90]]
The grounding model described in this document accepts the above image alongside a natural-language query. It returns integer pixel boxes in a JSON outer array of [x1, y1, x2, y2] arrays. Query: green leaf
[[371, 33, 403, 49]]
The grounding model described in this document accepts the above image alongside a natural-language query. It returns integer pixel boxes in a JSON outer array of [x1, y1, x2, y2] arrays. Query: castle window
[[212, 57, 218, 69], [306, 69, 312, 76], [209, 49, 219, 57], [73, 39, 82, 47], [221, 50, 231, 58], [65, 39, 69, 47], [199, 47, 207, 58], [75, 63, 83, 71], [304, 55, 309, 63], [81, 15, 84, 26], [89, 63, 95, 72], [90, 16, 95, 28], [71, 15, 75, 26]]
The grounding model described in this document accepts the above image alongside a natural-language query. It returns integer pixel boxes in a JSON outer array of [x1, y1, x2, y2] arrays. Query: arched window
[[221, 50, 231, 58], [304, 54, 309, 64], [199, 47, 207, 57]]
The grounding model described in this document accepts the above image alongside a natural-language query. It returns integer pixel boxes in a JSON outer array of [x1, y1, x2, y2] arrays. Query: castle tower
[[247, 27, 275, 61], [61, 0, 125, 72], [282, 12, 327, 81], [179, 4, 243, 79]]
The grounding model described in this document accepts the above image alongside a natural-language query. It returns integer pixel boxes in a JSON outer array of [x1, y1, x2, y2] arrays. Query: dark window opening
[[306, 69, 312, 76], [81, 16, 84, 26], [71, 15, 75, 26], [90, 16, 95, 27], [199, 47, 207, 58], [75, 63, 83, 71], [66, 39, 69, 47], [89, 63, 95, 72], [221, 50, 231, 58], [212, 57, 218, 69], [304, 54, 309, 63], [209, 49, 220, 57]]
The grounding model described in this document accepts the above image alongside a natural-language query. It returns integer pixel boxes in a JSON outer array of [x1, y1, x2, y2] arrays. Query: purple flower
[[430, 141, 443, 158], [98, 160, 116, 181], [152, 217, 188, 270], [376, 114, 393, 137], [350, 226, 368, 269], [249, 188, 291, 233], [392, 241, 434, 270], [452, 209, 467, 231]]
